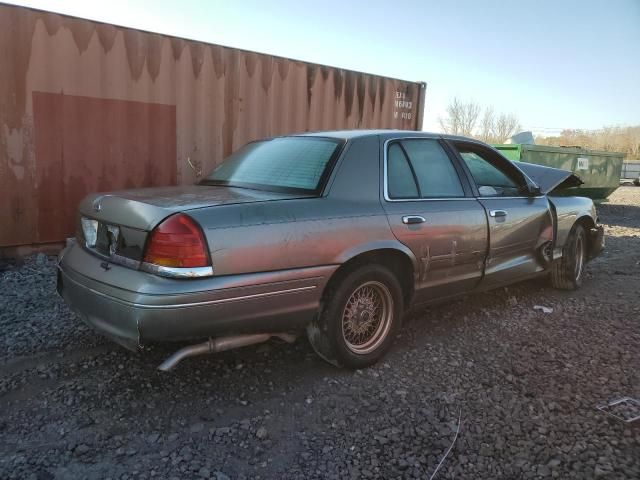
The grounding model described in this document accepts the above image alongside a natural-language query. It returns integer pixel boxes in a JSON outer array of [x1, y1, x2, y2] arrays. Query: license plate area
[[95, 223, 120, 256], [81, 216, 120, 257]]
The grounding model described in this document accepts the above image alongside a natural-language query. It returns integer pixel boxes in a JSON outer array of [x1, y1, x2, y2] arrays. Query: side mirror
[[527, 184, 542, 196]]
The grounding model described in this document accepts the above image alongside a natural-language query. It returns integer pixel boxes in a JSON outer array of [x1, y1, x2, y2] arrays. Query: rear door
[[381, 137, 488, 304], [448, 141, 554, 288]]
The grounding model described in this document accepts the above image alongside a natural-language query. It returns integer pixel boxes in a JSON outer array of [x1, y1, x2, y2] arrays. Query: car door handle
[[489, 209, 508, 218], [402, 215, 426, 225]]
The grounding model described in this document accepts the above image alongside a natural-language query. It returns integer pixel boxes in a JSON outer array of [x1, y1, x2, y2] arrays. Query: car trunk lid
[[77, 185, 309, 262], [79, 185, 305, 230]]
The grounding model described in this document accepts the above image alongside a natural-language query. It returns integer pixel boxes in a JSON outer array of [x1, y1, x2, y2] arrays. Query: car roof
[[290, 129, 443, 140], [275, 130, 492, 147]]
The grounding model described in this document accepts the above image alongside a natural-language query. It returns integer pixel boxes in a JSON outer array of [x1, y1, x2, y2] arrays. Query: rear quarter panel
[[549, 195, 597, 248]]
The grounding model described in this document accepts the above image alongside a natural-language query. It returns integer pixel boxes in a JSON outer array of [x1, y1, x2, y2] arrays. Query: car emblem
[[93, 194, 113, 212]]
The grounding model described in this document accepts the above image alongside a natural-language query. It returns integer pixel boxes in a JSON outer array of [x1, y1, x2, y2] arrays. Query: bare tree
[[493, 113, 521, 143], [438, 98, 462, 135], [479, 107, 495, 142], [439, 98, 520, 143], [460, 101, 481, 137], [439, 98, 481, 136]]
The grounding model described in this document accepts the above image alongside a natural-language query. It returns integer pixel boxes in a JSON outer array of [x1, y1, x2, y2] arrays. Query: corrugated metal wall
[[0, 4, 426, 247]]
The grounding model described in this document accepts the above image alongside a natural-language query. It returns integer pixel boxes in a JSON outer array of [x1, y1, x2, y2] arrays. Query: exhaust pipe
[[157, 333, 297, 371]]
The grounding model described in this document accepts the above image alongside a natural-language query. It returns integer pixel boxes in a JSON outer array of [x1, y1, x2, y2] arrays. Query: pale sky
[[6, 0, 640, 135]]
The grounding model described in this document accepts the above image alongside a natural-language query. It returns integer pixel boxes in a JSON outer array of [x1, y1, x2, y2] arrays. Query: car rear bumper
[[57, 243, 335, 350], [57, 266, 142, 350]]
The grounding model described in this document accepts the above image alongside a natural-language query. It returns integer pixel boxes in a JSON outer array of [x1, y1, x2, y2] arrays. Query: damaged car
[[57, 130, 604, 370]]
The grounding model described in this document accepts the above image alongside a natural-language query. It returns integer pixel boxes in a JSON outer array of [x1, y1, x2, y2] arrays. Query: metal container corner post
[[415, 81, 427, 131]]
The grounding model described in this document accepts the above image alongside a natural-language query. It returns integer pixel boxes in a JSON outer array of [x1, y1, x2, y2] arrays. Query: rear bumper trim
[[139, 262, 214, 278], [59, 266, 316, 309]]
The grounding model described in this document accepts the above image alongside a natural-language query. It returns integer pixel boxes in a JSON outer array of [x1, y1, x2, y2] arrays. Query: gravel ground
[[1, 187, 639, 479]]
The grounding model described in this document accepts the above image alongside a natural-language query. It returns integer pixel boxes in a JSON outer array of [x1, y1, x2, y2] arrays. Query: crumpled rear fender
[[548, 195, 599, 256]]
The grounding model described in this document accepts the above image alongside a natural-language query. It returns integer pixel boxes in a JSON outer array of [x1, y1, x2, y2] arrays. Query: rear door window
[[386, 139, 464, 199], [402, 140, 464, 198]]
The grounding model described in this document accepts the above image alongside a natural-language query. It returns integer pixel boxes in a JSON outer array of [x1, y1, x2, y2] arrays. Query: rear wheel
[[550, 224, 587, 290], [307, 264, 403, 369]]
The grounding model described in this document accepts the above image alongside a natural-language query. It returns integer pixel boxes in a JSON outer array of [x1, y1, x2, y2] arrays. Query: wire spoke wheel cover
[[341, 281, 393, 355]]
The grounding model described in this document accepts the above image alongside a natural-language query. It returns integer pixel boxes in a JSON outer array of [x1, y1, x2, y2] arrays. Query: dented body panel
[[549, 195, 599, 254], [516, 162, 583, 194], [57, 131, 604, 351], [477, 196, 553, 288]]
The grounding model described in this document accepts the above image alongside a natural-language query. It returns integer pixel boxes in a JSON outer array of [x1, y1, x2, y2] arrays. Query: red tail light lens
[[143, 214, 209, 268]]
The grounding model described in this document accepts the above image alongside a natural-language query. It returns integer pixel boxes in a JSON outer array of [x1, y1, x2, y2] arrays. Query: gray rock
[[479, 444, 493, 457], [190, 423, 204, 433], [536, 465, 551, 477], [74, 444, 90, 455]]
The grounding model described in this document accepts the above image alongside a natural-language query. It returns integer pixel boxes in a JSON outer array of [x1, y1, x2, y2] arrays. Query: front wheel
[[307, 264, 403, 369], [550, 224, 587, 290]]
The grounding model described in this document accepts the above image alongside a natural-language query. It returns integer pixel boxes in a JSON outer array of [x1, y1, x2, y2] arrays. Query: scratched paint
[[0, 3, 425, 247]]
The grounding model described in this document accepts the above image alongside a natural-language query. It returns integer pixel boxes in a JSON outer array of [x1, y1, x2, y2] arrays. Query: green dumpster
[[493, 144, 624, 201]]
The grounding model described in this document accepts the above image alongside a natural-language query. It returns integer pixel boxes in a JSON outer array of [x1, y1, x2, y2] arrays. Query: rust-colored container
[[0, 4, 426, 248]]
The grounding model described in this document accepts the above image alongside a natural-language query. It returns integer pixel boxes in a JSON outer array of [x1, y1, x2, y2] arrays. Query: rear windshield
[[203, 137, 343, 193]]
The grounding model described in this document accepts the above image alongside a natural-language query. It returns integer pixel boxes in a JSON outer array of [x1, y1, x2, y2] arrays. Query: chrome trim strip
[[478, 196, 544, 200], [382, 137, 472, 203], [82, 244, 214, 278], [385, 197, 476, 202], [59, 267, 317, 309], [140, 262, 214, 278]]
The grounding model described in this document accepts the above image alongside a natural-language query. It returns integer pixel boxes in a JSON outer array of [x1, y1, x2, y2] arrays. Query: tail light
[[142, 214, 213, 277]]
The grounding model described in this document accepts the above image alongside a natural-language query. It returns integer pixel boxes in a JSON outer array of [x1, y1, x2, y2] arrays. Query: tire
[[550, 224, 587, 290], [306, 264, 404, 369]]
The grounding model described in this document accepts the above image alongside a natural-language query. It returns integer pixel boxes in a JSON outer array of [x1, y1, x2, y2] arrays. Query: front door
[[381, 138, 488, 304], [449, 141, 554, 288]]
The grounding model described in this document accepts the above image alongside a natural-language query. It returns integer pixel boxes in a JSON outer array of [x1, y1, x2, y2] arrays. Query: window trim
[[387, 141, 421, 199], [383, 137, 471, 202]]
